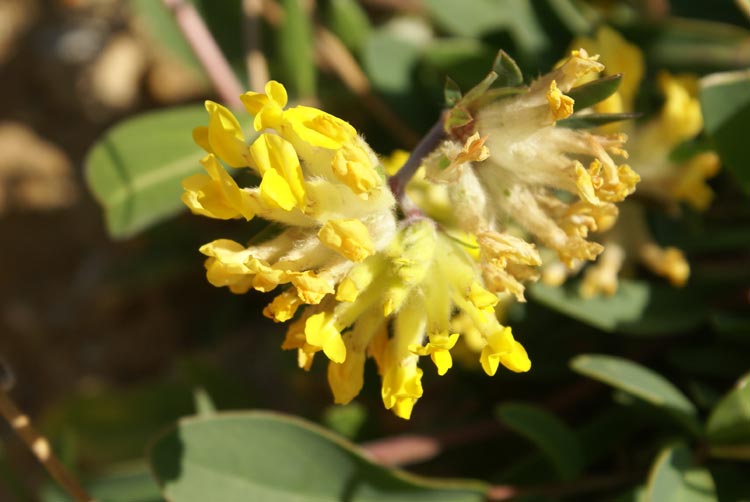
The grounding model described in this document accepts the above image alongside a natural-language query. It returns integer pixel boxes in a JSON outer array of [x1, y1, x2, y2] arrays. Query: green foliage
[[84, 105, 207, 239], [700, 70, 750, 194], [149, 412, 487, 502], [496, 403, 584, 480], [529, 280, 707, 335], [646, 444, 717, 502], [570, 354, 702, 436], [707, 373, 750, 455]]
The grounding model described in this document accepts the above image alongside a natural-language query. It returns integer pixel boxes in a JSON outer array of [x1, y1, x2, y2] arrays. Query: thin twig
[[487, 471, 642, 501], [315, 27, 421, 148], [387, 113, 446, 200], [162, 0, 244, 108], [242, 0, 270, 93], [0, 388, 93, 502]]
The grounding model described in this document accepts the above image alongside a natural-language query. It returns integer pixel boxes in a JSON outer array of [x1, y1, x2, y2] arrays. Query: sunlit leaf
[[85, 106, 207, 239], [707, 373, 750, 454], [496, 403, 584, 481], [570, 355, 702, 436], [150, 412, 487, 502], [646, 444, 717, 502]]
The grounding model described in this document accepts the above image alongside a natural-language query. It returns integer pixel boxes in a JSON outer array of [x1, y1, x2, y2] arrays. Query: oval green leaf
[[570, 355, 701, 436], [496, 403, 584, 481], [149, 411, 487, 502], [646, 444, 717, 502], [700, 70, 750, 194], [707, 373, 750, 455], [529, 279, 707, 335], [84, 105, 207, 239]]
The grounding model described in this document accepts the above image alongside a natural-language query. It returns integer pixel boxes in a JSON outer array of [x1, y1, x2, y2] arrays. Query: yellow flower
[[184, 79, 548, 419], [275, 219, 529, 419], [181, 154, 254, 220], [184, 80, 396, 322], [428, 49, 637, 302]]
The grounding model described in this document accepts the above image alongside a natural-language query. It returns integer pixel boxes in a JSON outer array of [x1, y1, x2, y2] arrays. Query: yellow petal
[[259, 168, 297, 210], [284, 106, 356, 149], [318, 219, 375, 262], [328, 349, 365, 404], [248, 134, 307, 209], [305, 312, 346, 363], [205, 101, 248, 168], [263, 289, 303, 322], [546, 80, 575, 121]]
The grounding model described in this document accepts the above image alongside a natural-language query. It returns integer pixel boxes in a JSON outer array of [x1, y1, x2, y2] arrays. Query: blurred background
[[1, 1, 749, 501]]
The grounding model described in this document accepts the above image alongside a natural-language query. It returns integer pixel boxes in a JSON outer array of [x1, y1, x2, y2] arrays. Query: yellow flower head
[[183, 81, 396, 324], [429, 49, 638, 293]]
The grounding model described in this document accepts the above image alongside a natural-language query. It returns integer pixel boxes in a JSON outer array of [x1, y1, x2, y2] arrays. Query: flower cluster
[[541, 28, 720, 297], [182, 80, 529, 418], [423, 49, 638, 302], [182, 47, 640, 418]]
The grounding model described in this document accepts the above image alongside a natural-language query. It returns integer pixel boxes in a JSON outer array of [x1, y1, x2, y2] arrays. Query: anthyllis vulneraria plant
[[182, 50, 638, 418]]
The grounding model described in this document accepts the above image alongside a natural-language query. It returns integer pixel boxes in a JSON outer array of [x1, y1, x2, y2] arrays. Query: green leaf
[[707, 373, 750, 451], [150, 412, 487, 502], [557, 112, 639, 129], [362, 18, 432, 95], [193, 387, 217, 417], [278, 0, 316, 98], [700, 70, 750, 193], [326, 0, 372, 53], [444, 77, 462, 106], [567, 74, 622, 111], [496, 403, 584, 481], [529, 279, 707, 335], [84, 105, 207, 239], [492, 50, 524, 88], [423, 0, 548, 54], [423, 0, 511, 37], [646, 444, 717, 502], [570, 355, 702, 436]]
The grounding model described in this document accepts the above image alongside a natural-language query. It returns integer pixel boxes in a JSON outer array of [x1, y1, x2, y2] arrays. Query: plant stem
[[388, 113, 446, 200], [162, 0, 244, 108], [0, 389, 93, 502], [242, 0, 269, 93]]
